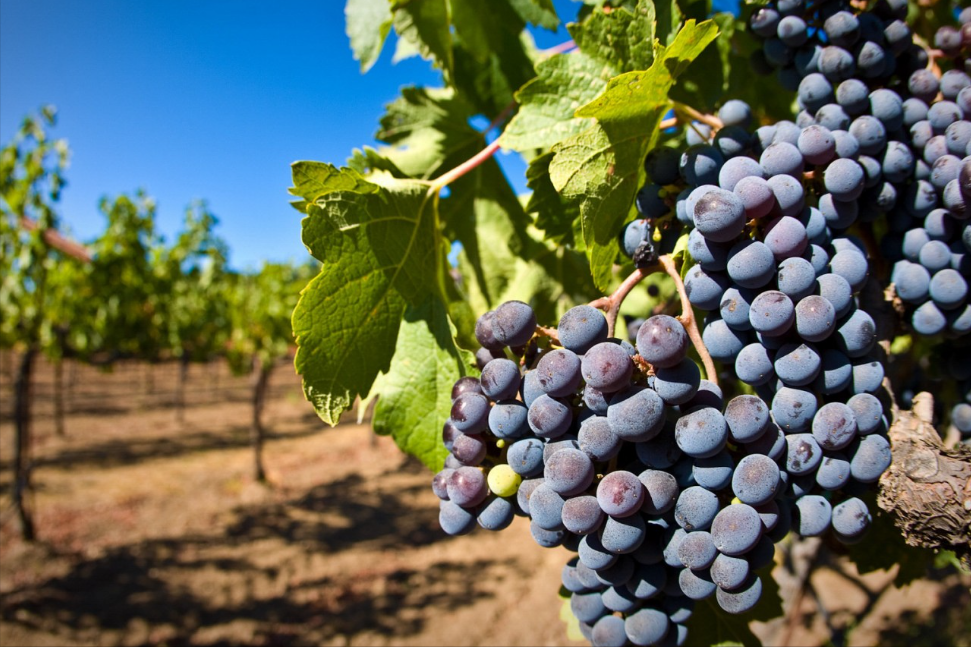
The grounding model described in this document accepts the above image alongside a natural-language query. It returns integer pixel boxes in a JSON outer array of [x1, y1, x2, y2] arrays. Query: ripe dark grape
[[711, 504, 762, 556], [832, 497, 871, 541], [559, 305, 610, 354], [578, 416, 622, 462], [608, 386, 665, 442], [451, 392, 490, 433], [480, 358, 520, 400], [625, 608, 670, 646], [582, 342, 634, 392], [493, 300, 536, 347], [536, 348, 582, 397], [732, 454, 782, 505], [675, 407, 728, 458], [639, 469, 680, 515], [597, 470, 645, 518], [716, 574, 763, 614], [795, 494, 832, 536], [563, 495, 606, 536], [692, 187, 747, 242]]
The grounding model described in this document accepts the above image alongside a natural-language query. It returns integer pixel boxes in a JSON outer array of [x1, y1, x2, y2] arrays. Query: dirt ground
[[0, 355, 968, 647]]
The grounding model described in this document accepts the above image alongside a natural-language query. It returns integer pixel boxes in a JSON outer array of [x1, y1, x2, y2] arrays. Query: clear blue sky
[[0, 0, 581, 270]]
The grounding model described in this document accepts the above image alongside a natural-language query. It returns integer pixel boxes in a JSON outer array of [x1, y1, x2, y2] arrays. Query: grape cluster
[[435, 294, 887, 645], [746, 3, 971, 338], [749, 0, 927, 91]]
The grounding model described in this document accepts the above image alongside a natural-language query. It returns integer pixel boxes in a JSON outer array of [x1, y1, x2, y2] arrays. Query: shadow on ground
[[0, 461, 499, 645], [0, 415, 322, 474]]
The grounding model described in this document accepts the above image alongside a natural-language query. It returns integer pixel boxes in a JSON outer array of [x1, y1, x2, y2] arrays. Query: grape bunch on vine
[[289, 0, 971, 645]]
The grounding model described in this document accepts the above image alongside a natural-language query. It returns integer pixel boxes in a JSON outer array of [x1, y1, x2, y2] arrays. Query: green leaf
[[548, 123, 645, 291], [575, 19, 720, 122], [346, 146, 414, 179], [500, 0, 661, 154], [567, 0, 656, 73], [654, 0, 684, 45], [391, 0, 453, 76], [507, 0, 560, 30], [392, 29, 424, 62], [551, 19, 718, 291], [500, 51, 613, 153], [670, 12, 735, 112], [371, 295, 476, 471], [376, 86, 479, 178], [345, 0, 394, 73], [443, 157, 589, 325], [525, 151, 579, 244], [451, 0, 536, 118], [289, 162, 376, 203], [442, 159, 532, 309], [291, 163, 441, 425]]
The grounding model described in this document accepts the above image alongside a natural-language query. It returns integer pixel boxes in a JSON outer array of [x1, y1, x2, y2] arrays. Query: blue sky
[[0, 0, 581, 270]]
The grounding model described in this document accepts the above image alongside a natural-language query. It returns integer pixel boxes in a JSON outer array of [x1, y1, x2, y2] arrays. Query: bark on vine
[[251, 357, 272, 483], [881, 393, 971, 564], [13, 348, 37, 541], [861, 276, 971, 564]]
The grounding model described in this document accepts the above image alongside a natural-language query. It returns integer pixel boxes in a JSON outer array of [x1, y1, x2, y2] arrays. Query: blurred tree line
[[1, 107, 316, 540]]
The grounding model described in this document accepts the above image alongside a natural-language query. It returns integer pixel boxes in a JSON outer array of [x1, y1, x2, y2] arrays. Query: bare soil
[[1, 355, 968, 646]]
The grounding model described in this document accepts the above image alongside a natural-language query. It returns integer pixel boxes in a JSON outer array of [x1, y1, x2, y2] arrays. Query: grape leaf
[[376, 86, 480, 178], [392, 29, 424, 63], [507, 0, 560, 30], [575, 20, 720, 122], [450, 0, 536, 100], [442, 160, 545, 312], [345, 0, 394, 73], [551, 19, 718, 291], [525, 151, 579, 244], [567, 0, 656, 73], [670, 12, 735, 112], [370, 295, 476, 471], [451, 40, 520, 118], [500, 51, 613, 153], [391, 0, 453, 76], [654, 0, 684, 45], [289, 161, 376, 203], [548, 124, 646, 292], [346, 146, 414, 179], [291, 163, 441, 425]]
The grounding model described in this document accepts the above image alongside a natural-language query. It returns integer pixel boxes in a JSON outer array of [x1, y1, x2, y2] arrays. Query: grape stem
[[585, 255, 717, 387], [485, 101, 518, 133], [589, 264, 657, 338], [431, 138, 503, 191], [672, 102, 724, 132], [539, 40, 577, 57], [534, 324, 560, 345], [432, 103, 714, 191], [911, 32, 945, 77], [658, 254, 719, 388]]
